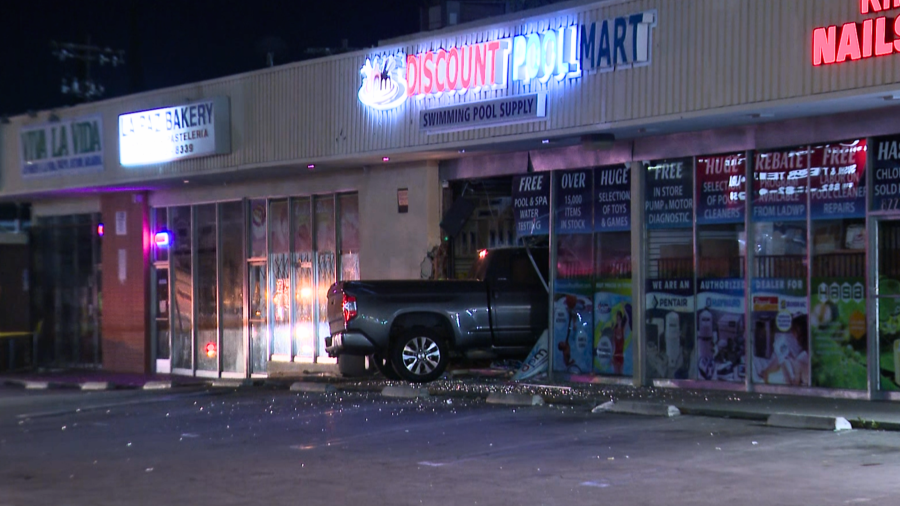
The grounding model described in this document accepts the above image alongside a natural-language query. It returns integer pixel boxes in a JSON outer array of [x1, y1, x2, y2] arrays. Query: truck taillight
[[342, 293, 358, 323]]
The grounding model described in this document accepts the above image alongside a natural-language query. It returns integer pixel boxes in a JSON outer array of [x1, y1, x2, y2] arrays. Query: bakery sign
[[813, 0, 900, 65], [358, 10, 658, 112], [118, 97, 231, 167]]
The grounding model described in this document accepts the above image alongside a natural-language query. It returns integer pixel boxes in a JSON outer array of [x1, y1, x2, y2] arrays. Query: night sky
[[0, 0, 421, 116]]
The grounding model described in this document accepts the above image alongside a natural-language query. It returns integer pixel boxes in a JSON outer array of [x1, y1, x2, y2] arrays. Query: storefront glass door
[[876, 219, 900, 391], [248, 261, 268, 375]]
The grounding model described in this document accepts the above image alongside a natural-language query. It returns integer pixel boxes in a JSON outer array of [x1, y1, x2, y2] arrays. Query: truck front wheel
[[390, 327, 449, 383]]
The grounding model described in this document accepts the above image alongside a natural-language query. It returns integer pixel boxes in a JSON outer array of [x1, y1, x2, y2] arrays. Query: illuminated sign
[[358, 54, 409, 110], [813, 1, 900, 65], [580, 11, 658, 71], [420, 93, 546, 132], [358, 24, 583, 110], [154, 231, 171, 248], [406, 39, 511, 98], [19, 115, 104, 178], [358, 9, 656, 111], [118, 97, 231, 167], [512, 27, 580, 82]]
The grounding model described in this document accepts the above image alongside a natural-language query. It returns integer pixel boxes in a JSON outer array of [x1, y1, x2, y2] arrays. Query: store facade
[[3, 0, 900, 397]]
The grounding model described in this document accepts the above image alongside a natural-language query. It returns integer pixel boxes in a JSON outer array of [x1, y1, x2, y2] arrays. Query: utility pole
[[51, 37, 126, 103]]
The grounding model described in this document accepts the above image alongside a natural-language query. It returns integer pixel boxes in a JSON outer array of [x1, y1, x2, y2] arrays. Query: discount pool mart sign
[[358, 8, 658, 128]]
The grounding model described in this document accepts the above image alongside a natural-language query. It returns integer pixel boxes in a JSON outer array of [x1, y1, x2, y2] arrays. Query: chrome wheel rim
[[400, 337, 441, 376]]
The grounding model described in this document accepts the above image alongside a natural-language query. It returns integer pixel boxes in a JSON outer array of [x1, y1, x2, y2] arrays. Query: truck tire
[[371, 353, 400, 380], [338, 354, 369, 377], [390, 327, 449, 383]]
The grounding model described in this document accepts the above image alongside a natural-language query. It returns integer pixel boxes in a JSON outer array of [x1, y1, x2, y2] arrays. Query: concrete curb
[[210, 379, 252, 388], [676, 406, 769, 421], [382, 385, 430, 399], [24, 381, 51, 390], [767, 413, 852, 431], [142, 381, 173, 391], [290, 382, 337, 393], [486, 392, 545, 406], [80, 381, 112, 391], [593, 400, 680, 417]]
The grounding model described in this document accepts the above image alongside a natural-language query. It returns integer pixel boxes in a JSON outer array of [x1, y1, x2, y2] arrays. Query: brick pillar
[[100, 192, 150, 374]]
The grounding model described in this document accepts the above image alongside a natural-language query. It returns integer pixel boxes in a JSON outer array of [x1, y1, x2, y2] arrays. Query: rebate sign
[[118, 97, 231, 166]]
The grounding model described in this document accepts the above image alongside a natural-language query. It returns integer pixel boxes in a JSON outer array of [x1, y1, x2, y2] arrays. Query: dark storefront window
[[750, 147, 811, 387], [644, 158, 695, 380], [150, 192, 353, 377], [152, 207, 170, 363], [30, 214, 102, 368], [448, 176, 517, 278], [809, 140, 867, 389], [695, 153, 747, 383], [878, 221, 900, 391], [270, 199, 291, 360], [339, 193, 360, 282], [593, 165, 633, 377], [315, 196, 336, 362], [220, 202, 244, 374], [553, 169, 593, 375], [195, 204, 217, 373], [170, 206, 193, 371], [292, 197, 314, 361]]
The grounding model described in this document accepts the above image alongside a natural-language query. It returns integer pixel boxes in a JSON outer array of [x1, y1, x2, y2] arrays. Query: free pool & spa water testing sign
[[118, 97, 231, 166]]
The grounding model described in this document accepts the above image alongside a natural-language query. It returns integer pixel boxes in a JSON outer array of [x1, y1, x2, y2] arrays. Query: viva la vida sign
[[358, 9, 658, 127], [20, 115, 104, 178]]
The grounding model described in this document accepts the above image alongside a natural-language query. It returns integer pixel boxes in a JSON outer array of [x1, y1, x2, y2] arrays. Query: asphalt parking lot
[[2, 384, 899, 506]]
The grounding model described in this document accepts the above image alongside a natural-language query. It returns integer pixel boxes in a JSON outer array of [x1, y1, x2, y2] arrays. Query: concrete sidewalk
[[3, 369, 899, 431], [0, 370, 207, 391]]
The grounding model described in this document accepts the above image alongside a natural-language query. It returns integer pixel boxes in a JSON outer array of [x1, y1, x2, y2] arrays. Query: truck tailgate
[[326, 282, 347, 335]]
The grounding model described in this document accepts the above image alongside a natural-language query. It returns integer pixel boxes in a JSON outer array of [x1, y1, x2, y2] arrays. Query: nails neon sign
[[813, 1, 900, 65]]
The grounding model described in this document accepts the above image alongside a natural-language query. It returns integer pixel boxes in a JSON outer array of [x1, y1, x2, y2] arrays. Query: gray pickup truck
[[325, 247, 549, 382]]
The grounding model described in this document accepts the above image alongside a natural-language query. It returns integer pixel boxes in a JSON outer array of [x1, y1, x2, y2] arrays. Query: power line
[[51, 37, 126, 102]]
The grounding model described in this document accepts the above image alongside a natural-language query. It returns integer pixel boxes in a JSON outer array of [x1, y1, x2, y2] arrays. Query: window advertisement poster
[[807, 140, 867, 389], [552, 278, 594, 374], [555, 169, 593, 235], [694, 153, 747, 382], [872, 134, 900, 212], [645, 278, 695, 379], [752, 147, 811, 222], [513, 173, 550, 238], [809, 140, 867, 220], [750, 278, 810, 386], [644, 158, 694, 230], [695, 279, 746, 382], [696, 153, 746, 225], [594, 165, 630, 232], [554, 232, 593, 375], [810, 278, 867, 389], [879, 295, 900, 391], [593, 279, 632, 376]]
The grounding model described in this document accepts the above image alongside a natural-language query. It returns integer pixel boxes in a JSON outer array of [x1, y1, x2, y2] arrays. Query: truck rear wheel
[[390, 327, 449, 383], [371, 353, 400, 380]]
